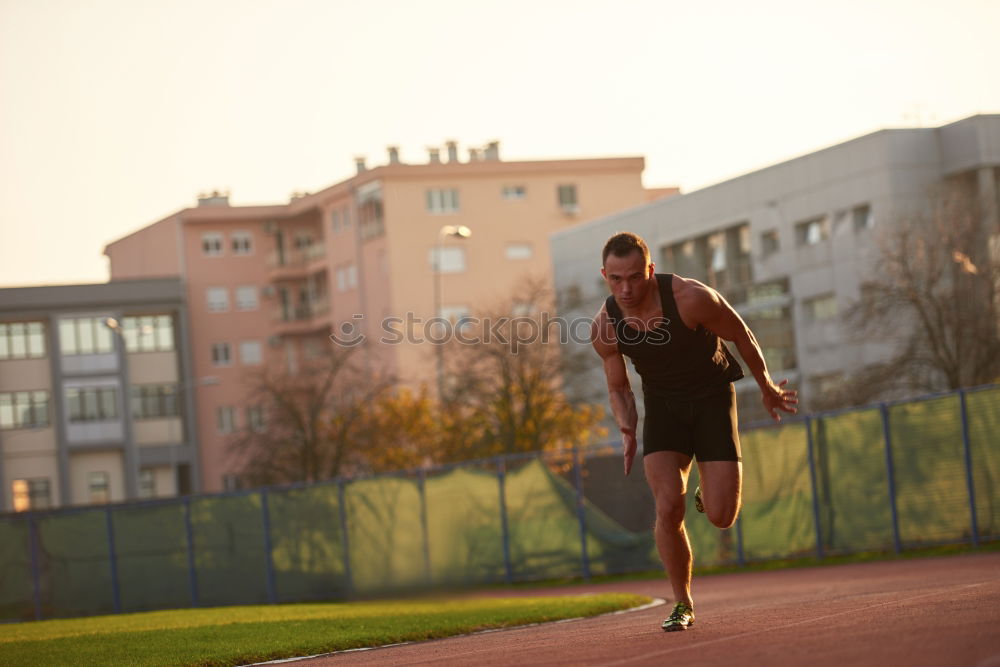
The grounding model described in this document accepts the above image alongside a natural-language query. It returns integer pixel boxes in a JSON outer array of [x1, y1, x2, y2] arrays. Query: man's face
[[602, 250, 654, 308]]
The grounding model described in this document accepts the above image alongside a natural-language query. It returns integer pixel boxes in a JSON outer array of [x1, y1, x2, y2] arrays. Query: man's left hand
[[762, 379, 798, 422]]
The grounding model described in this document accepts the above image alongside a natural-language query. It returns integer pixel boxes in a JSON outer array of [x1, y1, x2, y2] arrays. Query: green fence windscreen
[[3, 385, 995, 621]]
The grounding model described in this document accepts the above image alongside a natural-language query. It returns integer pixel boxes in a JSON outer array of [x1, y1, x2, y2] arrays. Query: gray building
[[0, 279, 201, 512], [552, 114, 1000, 423]]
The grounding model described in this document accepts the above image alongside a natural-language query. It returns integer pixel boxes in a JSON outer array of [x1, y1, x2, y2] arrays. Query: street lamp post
[[432, 225, 472, 399]]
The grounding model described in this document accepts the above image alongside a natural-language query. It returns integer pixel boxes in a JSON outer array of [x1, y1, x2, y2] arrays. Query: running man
[[590, 232, 798, 631]]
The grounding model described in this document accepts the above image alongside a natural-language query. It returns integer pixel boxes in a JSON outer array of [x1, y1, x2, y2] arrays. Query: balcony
[[267, 245, 327, 281], [273, 298, 332, 336]]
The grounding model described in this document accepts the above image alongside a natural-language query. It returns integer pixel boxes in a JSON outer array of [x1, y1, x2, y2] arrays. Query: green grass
[[0, 593, 650, 667]]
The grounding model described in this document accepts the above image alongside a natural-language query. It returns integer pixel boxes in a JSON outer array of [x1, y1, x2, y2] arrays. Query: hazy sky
[[1, 0, 998, 287]]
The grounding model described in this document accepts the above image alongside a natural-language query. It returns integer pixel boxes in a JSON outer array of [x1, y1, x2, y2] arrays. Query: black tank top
[[605, 274, 744, 401]]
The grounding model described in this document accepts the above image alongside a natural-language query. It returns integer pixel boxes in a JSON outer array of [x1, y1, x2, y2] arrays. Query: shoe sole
[[662, 621, 694, 632]]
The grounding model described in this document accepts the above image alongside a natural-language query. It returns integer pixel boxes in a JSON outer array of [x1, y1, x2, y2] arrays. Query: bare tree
[[438, 277, 606, 460], [228, 344, 393, 485], [830, 179, 1000, 408]]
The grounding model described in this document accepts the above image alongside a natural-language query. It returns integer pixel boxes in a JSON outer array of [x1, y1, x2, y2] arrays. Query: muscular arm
[[591, 307, 639, 473], [681, 280, 798, 421]]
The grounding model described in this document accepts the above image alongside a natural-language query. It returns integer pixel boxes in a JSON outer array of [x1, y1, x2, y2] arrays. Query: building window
[[247, 406, 265, 432], [138, 469, 156, 499], [505, 243, 533, 260], [336, 264, 358, 292], [761, 230, 780, 257], [202, 233, 223, 256], [217, 406, 236, 433], [59, 317, 115, 356], [130, 384, 178, 420], [810, 371, 845, 396], [239, 340, 262, 365], [502, 185, 526, 200], [795, 217, 829, 246], [122, 315, 174, 352], [293, 234, 313, 250], [235, 286, 259, 311], [88, 471, 110, 504], [0, 391, 50, 430], [66, 387, 119, 422], [206, 287, 229, 312], [804, 294, 838, 322], [211, 342, 232, 366], [708, 232, 727, 273], [429, 247, 466, 274], [342, 206, 351, 228], [853, 204, 874, 231], [426, 188, 460, 214], [231, 231, 253, 255], [331, 209, 341, 233], [12, 478, 51, 512], [222, 474, 242, 491], [557, 184, 578, 213], [0, 322, 46, 360], [438, 305, 472, 331]]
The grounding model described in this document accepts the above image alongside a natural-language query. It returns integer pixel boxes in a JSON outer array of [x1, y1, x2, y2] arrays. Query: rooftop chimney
[[387, 146, 400, 164], [428, 147, 441, 163], [197, 190, 230, 207], [484, 141, 500, 161], [355, 156, 367, 174], [468, 148, 481, 162], [446, 140, 459, 163]]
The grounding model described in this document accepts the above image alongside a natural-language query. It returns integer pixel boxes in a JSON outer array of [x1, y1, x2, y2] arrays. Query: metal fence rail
[[1, 384, 997, 622]]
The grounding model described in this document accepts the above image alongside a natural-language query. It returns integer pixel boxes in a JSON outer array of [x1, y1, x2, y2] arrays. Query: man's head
[[601, 232, 651, 268], [601, 232, 655, 308]]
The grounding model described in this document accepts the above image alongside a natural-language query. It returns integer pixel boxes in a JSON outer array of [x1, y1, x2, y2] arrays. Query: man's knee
[[706, 504, 738, 530], [654, 496, 686, 529]]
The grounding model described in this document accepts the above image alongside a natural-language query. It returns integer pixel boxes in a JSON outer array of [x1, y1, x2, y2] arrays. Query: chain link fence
[[2, 385, 997, 621]]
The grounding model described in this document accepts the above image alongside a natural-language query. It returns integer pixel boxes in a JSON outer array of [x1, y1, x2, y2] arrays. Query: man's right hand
[[623, 431, 638, 476]]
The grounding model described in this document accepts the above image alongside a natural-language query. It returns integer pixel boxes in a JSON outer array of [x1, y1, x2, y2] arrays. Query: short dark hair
[[602, 232, 650, 266]]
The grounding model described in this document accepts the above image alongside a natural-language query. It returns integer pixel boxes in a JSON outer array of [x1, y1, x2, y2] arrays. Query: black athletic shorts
[[642, 384, 741, 462]]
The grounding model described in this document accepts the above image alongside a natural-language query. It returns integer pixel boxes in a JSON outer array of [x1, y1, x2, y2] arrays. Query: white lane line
[[244, 597, 667, 666], [601, 582, 986, 666]]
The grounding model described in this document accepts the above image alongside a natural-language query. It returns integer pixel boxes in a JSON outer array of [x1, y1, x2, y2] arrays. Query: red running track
[[300, 552, 1000, 666]]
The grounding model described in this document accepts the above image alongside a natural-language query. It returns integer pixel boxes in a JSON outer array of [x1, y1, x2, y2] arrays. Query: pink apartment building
[[105, 143, 675, 492]]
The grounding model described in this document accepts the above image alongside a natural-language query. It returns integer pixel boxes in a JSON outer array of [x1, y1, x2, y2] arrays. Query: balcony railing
[[275, 298, 330, 324], [267, 245, 327, 272]]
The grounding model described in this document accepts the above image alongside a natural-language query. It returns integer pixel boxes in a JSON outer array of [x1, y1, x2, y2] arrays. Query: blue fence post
[[879, 404, 903, 554], [734, 515, 746, 566], [259, 490, 277, 604], [418, 469, 432, 585], [183, 497, 200, 607], [805, 417, 825, 559], [105, 507, 122, 613], [958, 390, 981, 547], [337, 480, 353, 594], [571, 446, 591, 581], [497, 458, 513, 584], [28, 514, 43, 620]]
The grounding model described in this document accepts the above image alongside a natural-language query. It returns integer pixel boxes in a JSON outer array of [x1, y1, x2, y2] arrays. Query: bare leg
[[696, 460, 742, 529], [644, 451, 694, 606]]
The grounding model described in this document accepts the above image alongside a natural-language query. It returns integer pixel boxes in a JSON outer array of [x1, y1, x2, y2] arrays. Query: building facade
[[551, 115, 1000, 424], [104, 142, 673, 492], [0, 279, 198, 513]]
